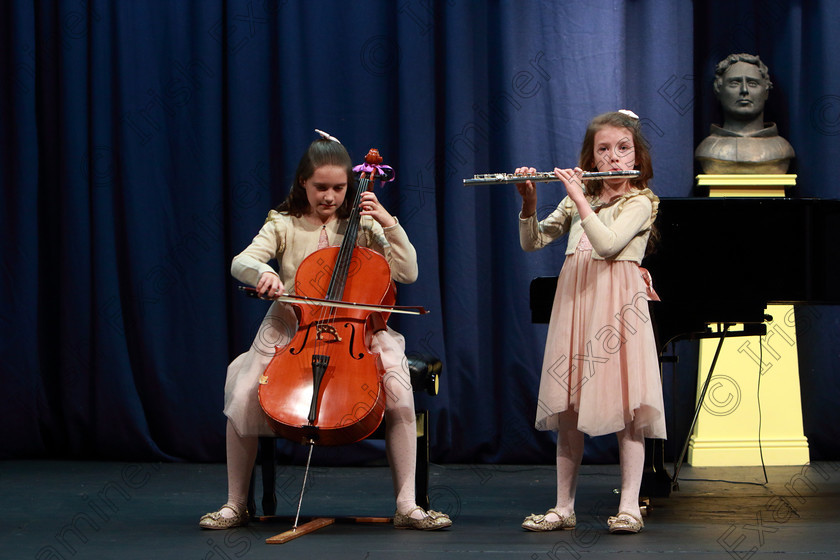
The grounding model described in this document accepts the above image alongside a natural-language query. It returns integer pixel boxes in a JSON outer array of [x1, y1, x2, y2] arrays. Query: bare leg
[[616, 421, 645, 519]]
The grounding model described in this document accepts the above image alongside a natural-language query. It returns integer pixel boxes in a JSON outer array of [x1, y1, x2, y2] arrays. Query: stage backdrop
[[2, 0, 839, 465]]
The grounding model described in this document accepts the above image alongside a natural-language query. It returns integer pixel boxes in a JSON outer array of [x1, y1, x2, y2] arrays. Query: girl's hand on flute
[[515, 166, 537, 217], [553, 167, 586, 203]]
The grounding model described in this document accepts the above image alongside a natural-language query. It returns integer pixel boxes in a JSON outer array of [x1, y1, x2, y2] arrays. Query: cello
[[257, 148, 404, 447]]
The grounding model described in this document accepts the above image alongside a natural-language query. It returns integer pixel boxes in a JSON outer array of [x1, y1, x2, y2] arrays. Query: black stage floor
[[4, 460, 839, 559]]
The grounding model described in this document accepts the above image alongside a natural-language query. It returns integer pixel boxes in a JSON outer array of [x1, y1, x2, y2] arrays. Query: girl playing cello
[[200, 132, 451, 531]]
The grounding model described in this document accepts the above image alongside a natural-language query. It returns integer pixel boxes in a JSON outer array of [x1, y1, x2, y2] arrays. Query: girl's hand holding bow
[[257, 271, 285, 299]]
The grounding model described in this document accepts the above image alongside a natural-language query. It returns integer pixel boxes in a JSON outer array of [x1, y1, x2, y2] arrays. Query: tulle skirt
[[535, 249, 667, 439]]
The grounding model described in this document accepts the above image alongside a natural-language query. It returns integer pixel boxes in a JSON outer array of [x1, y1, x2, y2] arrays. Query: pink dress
[[535, 231, 667, 438]]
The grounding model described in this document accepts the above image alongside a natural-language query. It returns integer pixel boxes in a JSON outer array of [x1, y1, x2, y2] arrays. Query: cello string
[[306, 174, 367, 431], [312, 174, 363, 336], [332, 175, 365, 292], [311, 173, 368, 361]]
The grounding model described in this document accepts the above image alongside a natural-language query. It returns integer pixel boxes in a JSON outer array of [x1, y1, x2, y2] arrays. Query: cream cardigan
[[519, 188, 659, 264], [232, 210, 418, 293]]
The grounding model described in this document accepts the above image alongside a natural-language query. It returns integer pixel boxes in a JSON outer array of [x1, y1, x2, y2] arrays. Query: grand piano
[[529, 197, 840, 497]]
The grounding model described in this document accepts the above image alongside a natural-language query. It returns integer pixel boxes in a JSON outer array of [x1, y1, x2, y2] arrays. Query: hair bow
[[315, 129, 341, 143], [618, 109, 640, 120]]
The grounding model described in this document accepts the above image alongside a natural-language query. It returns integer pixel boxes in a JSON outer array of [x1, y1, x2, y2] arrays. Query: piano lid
[[643, 197, 840, 307], [530, 197, 840, 327]]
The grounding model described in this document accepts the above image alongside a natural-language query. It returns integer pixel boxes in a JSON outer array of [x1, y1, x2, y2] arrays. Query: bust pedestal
[[687, 174, 809, 467]]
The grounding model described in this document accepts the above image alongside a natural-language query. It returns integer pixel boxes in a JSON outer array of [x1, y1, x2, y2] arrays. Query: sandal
[[607, 511, 644, 534], [199, 503, 249, 530], [393, 506, 452, 530], [521, 508, 576, 531]]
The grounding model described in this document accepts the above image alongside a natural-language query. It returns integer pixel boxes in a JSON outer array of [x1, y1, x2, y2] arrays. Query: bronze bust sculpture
[[695, 53, 795, 174]]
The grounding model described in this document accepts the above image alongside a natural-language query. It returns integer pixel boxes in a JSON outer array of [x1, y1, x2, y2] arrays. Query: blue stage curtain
[[2, 0, 839, 463]]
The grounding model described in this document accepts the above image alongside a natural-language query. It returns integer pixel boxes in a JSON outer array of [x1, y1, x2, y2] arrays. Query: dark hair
[[275, 139, 357, 218], [713, 53, 772, 94], [578, 111, 658, 253]]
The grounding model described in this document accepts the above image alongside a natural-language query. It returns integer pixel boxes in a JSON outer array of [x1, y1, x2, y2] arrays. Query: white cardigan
[[232, 210, 418, 293], [519, 188, 659, 264]]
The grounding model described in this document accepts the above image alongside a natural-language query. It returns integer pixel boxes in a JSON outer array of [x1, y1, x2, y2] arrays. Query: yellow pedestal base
[[688, 307, 810, 466], [696, 174, 797, 196], [688, 176, 809, 467], [687, 437, 811, 466]]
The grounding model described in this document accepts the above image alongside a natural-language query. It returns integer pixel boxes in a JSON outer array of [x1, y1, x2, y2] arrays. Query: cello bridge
[[315, 324, 342, 342]]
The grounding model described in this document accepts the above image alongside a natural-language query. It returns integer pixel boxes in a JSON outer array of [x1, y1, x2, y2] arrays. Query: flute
[[463, 170, 640, 186]]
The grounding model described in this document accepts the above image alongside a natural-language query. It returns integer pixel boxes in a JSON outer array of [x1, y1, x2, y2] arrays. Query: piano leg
[[640, 349, 680, 499], [641, 439, 673, 498]]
